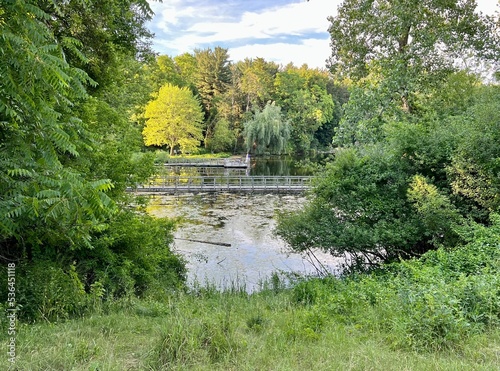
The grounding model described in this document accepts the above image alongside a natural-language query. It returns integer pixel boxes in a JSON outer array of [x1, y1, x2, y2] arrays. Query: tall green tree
[[38, 0, 155, 92], [329, 0, 499, 146], [195, 47, 231, 113], [194, 47, 232, 142], [239, 57, 279, 112], [143, 84, 204, 155], [149, 55, 184, 91], [328, 0, 497, 84], [36, 0, 158, 193], [274, 65, 335, 152], [0, 0, 115, 258], [314, 80, 349, 148], [212, 64, 247, 152], [174, 52, 198, 93]]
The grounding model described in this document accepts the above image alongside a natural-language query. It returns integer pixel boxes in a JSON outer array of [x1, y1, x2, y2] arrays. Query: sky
[[146, 0, 499, 70]]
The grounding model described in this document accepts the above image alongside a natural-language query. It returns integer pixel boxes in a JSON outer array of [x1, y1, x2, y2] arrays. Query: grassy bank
[[1, 289, 499, 371], [153, 150, 234, 164]]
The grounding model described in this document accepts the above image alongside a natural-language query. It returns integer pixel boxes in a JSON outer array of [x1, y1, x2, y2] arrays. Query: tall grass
[[1, 284, 498, 370]]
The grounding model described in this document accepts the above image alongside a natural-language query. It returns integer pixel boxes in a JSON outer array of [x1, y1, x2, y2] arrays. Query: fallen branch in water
[[174, 238, 231, 247]]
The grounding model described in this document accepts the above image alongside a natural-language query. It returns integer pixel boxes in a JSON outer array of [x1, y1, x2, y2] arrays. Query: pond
[[147, 192, 344, 292]]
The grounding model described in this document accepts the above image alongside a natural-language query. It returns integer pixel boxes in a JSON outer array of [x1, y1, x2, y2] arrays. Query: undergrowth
[[1, 216, 499, 369]]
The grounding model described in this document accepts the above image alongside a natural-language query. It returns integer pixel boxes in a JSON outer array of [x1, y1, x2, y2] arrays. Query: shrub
[[74, 210, 186, 300], [304, 215, 500, 350], [0, 261, 89, 322], [0, 210, 186, 322]]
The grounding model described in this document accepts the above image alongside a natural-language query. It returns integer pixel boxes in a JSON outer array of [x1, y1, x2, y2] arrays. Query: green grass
[[2, 289, 499, 370], [153, 149, 234, 164], [172, 152, 234, 159]]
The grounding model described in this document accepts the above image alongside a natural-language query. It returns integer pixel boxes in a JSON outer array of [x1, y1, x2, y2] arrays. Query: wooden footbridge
[[163, 157, 249, 168], [128, 175, 313, 194]]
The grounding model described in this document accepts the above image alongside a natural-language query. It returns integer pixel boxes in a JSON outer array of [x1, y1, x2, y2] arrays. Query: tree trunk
[[398, 24, 412, 113]]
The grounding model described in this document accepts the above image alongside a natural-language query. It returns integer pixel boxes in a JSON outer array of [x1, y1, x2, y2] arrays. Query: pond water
[[159, 154, 330, 178], [147, 192, 344, 292]]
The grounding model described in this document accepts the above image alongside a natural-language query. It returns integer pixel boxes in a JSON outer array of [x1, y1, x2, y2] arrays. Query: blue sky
[[146, 0, 499, 69]]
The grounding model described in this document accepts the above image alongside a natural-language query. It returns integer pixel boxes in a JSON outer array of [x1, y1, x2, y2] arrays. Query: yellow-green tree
[[143, 84, 204, 155]]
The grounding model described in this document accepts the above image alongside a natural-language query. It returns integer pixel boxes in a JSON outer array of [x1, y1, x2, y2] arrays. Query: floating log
[[175, 237, 231, 247]]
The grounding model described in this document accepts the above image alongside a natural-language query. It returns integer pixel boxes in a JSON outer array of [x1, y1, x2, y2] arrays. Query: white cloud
[[229, 39, 331, 69], [149, 0, 340, 58], [148, 0, 499, 69], [148, 0, 224, 32]]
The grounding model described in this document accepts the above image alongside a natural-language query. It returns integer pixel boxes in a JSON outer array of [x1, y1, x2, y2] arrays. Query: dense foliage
[[277, 0, 500, 267], [290, 213, 500, 351], [0, 0, 113, 252], [1, 4, 499, 366], [143, 84, 204, 155], [143, 53, 342, 154], [0, 0, 185, 321]]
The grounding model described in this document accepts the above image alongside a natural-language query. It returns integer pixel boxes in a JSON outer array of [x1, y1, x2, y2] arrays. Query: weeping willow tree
[[244, 102, 290, 155]]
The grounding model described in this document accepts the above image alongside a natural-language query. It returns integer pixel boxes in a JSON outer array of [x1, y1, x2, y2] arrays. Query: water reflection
[[158, 154, 328, 178], [147, 193, 343, 292]]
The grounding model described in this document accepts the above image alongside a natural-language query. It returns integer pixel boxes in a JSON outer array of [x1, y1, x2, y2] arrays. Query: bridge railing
[[162, 157, 250, 168], [164, 158, 228, 165], [134, 175, 313, 192]]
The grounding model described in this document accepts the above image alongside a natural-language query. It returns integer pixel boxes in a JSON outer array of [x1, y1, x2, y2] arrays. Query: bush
[[303, 215, 500, 350], [0, 262, 89, 322], [277, 146, 430, 266], [74, 210, 186, 300], [0, 210, 186, 323], [154, 150, 170, 164]]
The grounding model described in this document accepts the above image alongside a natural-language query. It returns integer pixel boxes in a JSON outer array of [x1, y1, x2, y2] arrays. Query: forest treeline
[[141, 50, 345, 155], [0, 1, 500, 357]]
